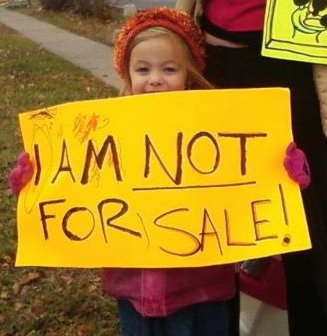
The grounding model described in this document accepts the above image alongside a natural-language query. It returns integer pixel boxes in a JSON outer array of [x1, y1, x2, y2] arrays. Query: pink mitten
[[8, 152, 34, 194], [283, 142, 311, 189]]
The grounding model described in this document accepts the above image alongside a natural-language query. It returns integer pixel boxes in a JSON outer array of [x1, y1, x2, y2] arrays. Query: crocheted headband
[[113, 7, 206, 79]]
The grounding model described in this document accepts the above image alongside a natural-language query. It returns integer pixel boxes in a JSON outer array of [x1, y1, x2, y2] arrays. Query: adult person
[[175, 1, 327, 335]]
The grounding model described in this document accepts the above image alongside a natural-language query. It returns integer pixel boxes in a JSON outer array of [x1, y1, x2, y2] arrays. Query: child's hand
[[283, 142, 311, 189], [8, 152, 34, 194]]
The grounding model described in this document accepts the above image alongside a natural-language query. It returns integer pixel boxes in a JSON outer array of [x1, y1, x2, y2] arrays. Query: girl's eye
[[136, 67, 149, 72], [164, 67, 177, 73]]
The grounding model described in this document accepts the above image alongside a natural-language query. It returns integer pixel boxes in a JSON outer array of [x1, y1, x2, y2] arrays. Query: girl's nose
[[149, 71, 163, 86]]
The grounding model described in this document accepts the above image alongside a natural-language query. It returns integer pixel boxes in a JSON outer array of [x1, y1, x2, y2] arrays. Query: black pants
[[117, 299, 229, 336], [227, 274, 240, 336], [204, 44, 327, 336]]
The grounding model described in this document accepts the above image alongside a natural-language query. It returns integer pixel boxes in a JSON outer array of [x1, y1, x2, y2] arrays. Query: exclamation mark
[[278, 184, 291, 246]]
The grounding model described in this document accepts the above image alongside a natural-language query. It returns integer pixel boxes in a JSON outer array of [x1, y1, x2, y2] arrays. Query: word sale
[[37, 183, 288, 258]]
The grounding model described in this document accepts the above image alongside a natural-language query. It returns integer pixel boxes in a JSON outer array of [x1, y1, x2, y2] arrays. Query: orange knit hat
[[113, 7, 206, 79]]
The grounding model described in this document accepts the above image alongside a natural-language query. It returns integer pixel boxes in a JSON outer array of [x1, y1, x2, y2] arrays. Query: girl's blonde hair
[[121, 27, 214, 95]]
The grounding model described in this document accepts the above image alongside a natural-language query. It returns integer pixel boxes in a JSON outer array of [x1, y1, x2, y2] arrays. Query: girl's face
[[128, 36, 189, 95]]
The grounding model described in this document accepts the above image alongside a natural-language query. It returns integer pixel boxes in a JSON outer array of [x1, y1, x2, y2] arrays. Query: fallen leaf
[[0, 291, 9, 299], [14, 302, 23, 311], [77, 323, 91, 335], [60, 274, 73, 285], [19, 271, 41, 286], [12, 281, 20, 294], [31, 298, 45, 316], [87, 284, 97, 293]]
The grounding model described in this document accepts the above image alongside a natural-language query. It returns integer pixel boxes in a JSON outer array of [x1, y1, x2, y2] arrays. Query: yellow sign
[[16, 89, 311, 268], [262, 0, 327, 64]]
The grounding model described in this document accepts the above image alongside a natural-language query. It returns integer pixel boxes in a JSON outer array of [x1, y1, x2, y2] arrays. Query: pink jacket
[[204, 0, 265, 32], [102, 265, 236, 317]]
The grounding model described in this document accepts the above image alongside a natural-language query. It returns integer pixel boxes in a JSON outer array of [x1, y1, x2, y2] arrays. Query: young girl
[[103, 8, 235, 336], [9, 7, 311, 336]]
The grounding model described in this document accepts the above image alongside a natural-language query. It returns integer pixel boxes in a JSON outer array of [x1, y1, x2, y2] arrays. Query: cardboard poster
[[262, 0, 327, 64], [16, 89, 311, 268]]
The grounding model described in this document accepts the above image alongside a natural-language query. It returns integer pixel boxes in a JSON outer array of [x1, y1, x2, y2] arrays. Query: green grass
[[0, 24, 121, 336], [18, 5, 125, 45]]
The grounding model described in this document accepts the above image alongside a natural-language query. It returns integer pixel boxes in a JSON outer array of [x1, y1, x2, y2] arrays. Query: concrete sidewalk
[[0, 7, 121, 89]]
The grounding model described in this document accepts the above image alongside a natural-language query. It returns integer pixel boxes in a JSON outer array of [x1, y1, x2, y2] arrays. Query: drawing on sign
[[263, 0, 327, 64], [291, 0, 327, 42]]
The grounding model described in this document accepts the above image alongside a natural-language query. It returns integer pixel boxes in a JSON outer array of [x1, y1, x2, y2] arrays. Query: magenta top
[[204, 0, 265, 32], [102, 264, 235, 317], [201, 0, 266, 46]]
